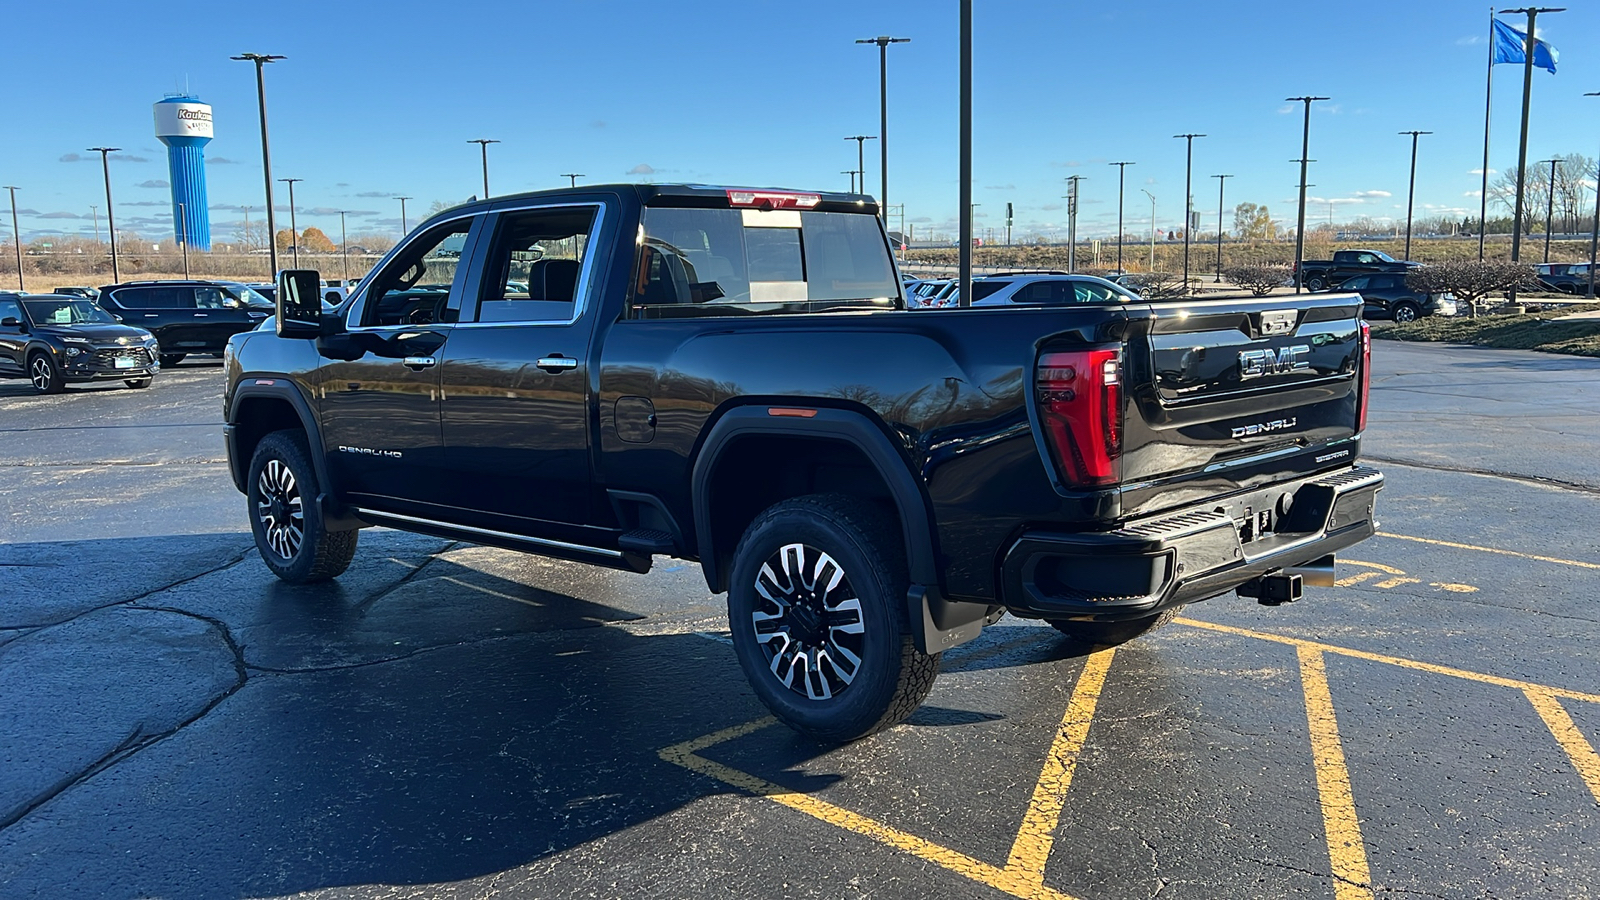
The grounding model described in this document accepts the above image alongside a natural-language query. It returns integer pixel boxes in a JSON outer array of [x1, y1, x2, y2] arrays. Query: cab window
[[472, 206, 597, 324], [0, 298, 21, 324], [362, 221, 473, 327]]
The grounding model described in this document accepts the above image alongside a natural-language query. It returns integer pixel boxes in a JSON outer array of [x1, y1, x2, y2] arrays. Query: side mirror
[[0, 317, 20, 328], [276, 269, 324, 339]]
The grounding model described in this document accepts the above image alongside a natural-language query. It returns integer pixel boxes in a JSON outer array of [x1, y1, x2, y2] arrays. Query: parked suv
[[1338, 273, 1454, 321], [96, 280, 273, 366], [0, 292, 160, 393], [967, 273, 1141, 306]]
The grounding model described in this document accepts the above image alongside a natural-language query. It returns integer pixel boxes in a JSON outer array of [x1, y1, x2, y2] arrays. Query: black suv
[[96, 280, 273, 366], [0, 293, 160, 393]]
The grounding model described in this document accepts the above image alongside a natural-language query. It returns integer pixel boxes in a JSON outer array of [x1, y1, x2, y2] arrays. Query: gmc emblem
[[1239, 345, 1311, 379]]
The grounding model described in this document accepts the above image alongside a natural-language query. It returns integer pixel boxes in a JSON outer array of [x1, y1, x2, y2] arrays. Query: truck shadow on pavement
[[0, 529, 1087, 898]]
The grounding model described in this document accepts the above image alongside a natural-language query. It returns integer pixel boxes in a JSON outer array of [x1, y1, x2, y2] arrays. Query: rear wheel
[[28, 353, 64, 395], [247, 430, 359, 583], [1306, 275, 1328, 292], [1391, 302, 1420, 323], [727, 494, 939, 743], [1048, 608, 1178, 646], [123, 378, 152, 389], [159, 353, 185, 367]]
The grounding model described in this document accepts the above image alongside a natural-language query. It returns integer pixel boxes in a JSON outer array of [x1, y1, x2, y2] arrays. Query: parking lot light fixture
[[88, 147, 121, 283], [4, 186, 21, 290], [1141, 189, 1156, 271], [855, 36, 909, 220], [562, 174, 584, 188], [231, 53, 286, 280], [842, 170, 857, 193], [1539, 158, 1560, 263], [1174, 134, 1206, 291], [1211, 174, 1233, 282], [1399, 131, 1432, 261], [1287, 97, 1329, 294], [844, 135, 877, 198], [278, 178, 302, 267], [468, 139, 499, 199], [396, 197, 412, 236], [338, 210, 349, 282], [1109, 162, 1134, 271], [1585, 91, 1600, 299]]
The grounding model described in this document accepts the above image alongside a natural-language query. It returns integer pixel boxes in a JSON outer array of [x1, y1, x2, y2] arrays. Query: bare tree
[[1406, 261, 1536, 315], [1223, 264, 1292, 296]]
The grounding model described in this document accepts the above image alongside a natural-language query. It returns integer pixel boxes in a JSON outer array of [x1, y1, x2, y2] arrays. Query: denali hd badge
[[1238, 344, 1310, 379], [1232, 417, 1297, 438]]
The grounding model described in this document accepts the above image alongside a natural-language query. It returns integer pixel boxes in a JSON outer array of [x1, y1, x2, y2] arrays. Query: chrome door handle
[[402, 356, 437, 370], [144, 314, 160, 317], [193, 313, 209, 317], [536, 356, 579, 372]]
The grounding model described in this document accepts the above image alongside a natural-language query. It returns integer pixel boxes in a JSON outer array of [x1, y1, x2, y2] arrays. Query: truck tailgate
[[1118, 293, 1366, 518]]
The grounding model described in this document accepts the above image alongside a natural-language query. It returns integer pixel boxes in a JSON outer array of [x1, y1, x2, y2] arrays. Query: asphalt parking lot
[[2, 345, 1598, 899]]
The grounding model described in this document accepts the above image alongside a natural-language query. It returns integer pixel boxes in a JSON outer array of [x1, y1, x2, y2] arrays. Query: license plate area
[[114, 356, 138, 369]]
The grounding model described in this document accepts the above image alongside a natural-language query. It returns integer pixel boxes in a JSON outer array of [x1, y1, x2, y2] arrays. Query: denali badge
[[1231, 417, 1298, 439], [1238, 344, 1310, 379], [339, 445, 403, 458]]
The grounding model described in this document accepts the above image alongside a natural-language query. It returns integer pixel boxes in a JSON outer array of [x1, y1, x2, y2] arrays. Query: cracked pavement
[[1, 346, 1598, 898]]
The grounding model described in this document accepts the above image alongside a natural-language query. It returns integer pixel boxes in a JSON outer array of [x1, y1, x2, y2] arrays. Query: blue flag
[[1493, 18, 1558, 74]]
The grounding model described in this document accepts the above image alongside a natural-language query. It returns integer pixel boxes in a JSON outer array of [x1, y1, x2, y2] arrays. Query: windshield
[[23, 298, 118, 326], [633, 207, 900, 317], [1371, 250, 1396, 263]]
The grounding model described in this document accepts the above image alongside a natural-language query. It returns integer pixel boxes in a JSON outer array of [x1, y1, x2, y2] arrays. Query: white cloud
[[1464, 190, 1484, 198], [1469, 168, 1496, 176], [628, 163, 655, 175], [1353, 190, 1392, 199]]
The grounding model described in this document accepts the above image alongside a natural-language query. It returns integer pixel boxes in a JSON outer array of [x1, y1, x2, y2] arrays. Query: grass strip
[[1373, 304, 1600, 357]]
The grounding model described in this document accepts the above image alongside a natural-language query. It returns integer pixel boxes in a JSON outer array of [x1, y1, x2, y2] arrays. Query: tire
[[1391, 302, 1420, 323], [727, 493, 939, 743], [123, 378, 152, 389], [27, 352, 64, 395], [1306, 275, 1327, 292], [1048, 608, 1178, 646], [159, 353, 185, 367], [247, 429, 359, 583]]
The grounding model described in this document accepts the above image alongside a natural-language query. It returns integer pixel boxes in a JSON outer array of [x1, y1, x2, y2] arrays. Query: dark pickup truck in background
[[225, 184, 1382, 742], [1297, 249, 1419, 292]]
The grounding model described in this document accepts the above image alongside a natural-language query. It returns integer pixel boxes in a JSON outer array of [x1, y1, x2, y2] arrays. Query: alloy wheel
[[751, 542, 867, 701], [29, 357, 52, 392], [256, 458, 305, 560]]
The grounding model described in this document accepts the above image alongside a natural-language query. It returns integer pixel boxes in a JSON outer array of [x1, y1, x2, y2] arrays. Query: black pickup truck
[[224, 184, 1382, 742], [1297, 249, 1419, 292]]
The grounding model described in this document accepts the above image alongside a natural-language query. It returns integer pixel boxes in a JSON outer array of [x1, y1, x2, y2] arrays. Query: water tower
[[153, 95, 214, 250]]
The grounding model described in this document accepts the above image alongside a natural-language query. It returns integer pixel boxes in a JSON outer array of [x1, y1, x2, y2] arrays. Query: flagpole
[[1479, 6, 1494, 261], [1505, 7, 1565, 306]]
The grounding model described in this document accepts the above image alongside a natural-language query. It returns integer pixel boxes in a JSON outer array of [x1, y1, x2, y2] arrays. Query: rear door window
[[114, 287, 195, 310], [632, 207, 898, 317], [970, 280, 1012, 302]]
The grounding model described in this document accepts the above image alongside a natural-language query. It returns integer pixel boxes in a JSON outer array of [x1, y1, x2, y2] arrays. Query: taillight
[[1037, 349, 1123, 487], [1357, 321, 1371, 432], [726, 190, 822, 210]]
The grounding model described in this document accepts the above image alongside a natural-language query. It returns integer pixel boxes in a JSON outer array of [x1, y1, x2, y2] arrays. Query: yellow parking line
[[659, 717, 1082, 900], [1525, 691, 1600, 805], [439, 575, 546, 607], [998, 647, 1117, 897], [1379, 532, 1600, 571], [1371, 577, 1421, 589], [1178, 619, 1600, 704], [1335, 571, 1380, 587], [1298, 647, 1374, 900]]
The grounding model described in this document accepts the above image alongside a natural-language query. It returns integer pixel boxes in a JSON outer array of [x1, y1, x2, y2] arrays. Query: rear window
[[631, 208, 899, 318], [970, 280, 1012, 301]]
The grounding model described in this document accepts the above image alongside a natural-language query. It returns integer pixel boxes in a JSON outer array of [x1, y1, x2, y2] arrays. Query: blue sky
[[4, 0, 1600, 245]]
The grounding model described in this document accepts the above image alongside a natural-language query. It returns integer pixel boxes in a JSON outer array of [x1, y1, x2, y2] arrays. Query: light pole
[[396, 197, 412, 236], [1141, 189, 1156, 271], [338, 210, 349, 283], [89, 205, 99, 244], [562, 174, 584, 188], [1174, 133, 1205, 291], [231, 53, 286, 280], [1066, 175, 1085, 272], [4, 186, 21, 290], [1503, 7, 1564, 304], [1586, 91, 1600, 298], [1109, 161, 1133, 272], [1211, 174, 1233, 282], [1287, 96, 1330, 293], [88, 147, 121, 283], [842, 170, 858, 193], [855, 35, 910, 222], [468, 139, 499, 199], [1399, 131, 1432, 261], [279, 177, 302, 267], [1540, 157, 1560, 262], [955, 7, 971, 305], [844, 135, 877, 197]]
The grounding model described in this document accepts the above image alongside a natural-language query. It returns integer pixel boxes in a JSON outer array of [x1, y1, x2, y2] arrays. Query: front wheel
[[124, 378, 152, 389], [1305, 276, 1328, 292], [28, 353, 64, 395], [1391, 302, 1420, 323], [727, 494, 939, 743], [247, 430, 359, 583], [1048, 608, 1178, 646]]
